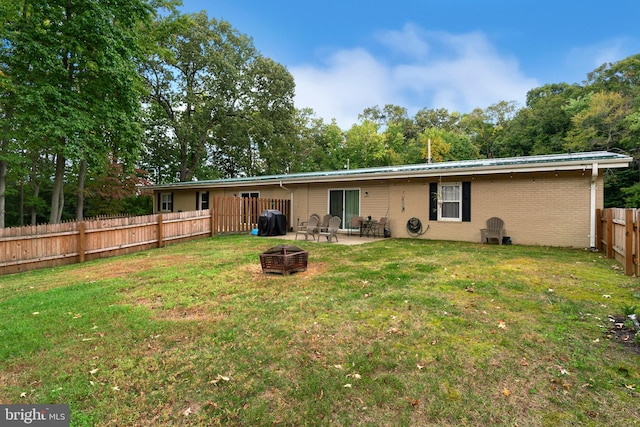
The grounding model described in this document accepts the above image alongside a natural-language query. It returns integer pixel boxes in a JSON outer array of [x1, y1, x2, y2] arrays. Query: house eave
[[150, 151, 633, 191]]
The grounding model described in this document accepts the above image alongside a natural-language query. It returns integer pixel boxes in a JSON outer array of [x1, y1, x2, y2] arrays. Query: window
[[196, 191, 209, 210], [160, 193, 173, 212], [439, 183, 461, 221], [429, 182, 471, 222]]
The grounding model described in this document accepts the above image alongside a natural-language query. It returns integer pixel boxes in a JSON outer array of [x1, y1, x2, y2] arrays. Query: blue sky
[[179, 1, 639, 129]]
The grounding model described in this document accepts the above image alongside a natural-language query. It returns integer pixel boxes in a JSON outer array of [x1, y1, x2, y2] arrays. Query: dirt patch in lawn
[[605, 315, 640, 355], [244, 262, 328, 277]]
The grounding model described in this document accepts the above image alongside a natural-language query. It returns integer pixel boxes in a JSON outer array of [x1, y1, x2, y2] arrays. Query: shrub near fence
[[0, 197, 290, 276], [597, 208, 640, 277]]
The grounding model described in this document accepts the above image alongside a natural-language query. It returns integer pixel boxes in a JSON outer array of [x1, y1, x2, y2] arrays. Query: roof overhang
[[150, 151, 633, 191]]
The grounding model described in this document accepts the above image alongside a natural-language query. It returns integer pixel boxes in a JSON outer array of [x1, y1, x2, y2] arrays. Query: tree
[[564, 91, 633, 152], [140, 11, 296, 182], [1, 0, 153, 224], [343, 120, 387, 168]]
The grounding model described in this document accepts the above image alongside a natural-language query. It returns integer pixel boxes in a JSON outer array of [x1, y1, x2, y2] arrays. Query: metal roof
[[151, 151, 633, 190]]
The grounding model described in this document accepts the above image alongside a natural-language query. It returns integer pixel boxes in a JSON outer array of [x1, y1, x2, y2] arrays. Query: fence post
[[78, 221, 85, 263], [157, 213, 164, 248], [605, 209, 613, 259], [214, 205, 216, 237], [635, 209, 640, 277], [595, 208, 602, 251], [625, 209, 634, 275]]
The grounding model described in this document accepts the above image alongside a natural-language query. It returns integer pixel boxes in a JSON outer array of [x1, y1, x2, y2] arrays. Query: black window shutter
[[462, 182, 471, 222], [196, 191, 200, 210], [429, 183, 438, 221], [170, 192, 174, 212], [157, 193, 161, 212]]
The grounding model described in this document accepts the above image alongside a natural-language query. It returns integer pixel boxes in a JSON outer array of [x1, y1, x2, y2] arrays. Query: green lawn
[[1, 235, 639, 426]]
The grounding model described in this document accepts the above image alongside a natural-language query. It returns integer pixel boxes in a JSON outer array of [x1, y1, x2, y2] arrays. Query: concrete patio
[[255, 231, 384, 245]]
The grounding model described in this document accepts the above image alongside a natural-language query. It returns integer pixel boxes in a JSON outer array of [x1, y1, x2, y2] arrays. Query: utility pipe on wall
[[589, 163, 598, 249]]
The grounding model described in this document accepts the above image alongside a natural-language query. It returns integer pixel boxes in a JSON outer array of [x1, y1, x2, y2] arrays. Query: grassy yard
[[1, 235, 639, 426]]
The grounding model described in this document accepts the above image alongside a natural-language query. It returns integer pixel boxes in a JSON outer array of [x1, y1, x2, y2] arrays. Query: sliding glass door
[[329, 189, 360, 229]]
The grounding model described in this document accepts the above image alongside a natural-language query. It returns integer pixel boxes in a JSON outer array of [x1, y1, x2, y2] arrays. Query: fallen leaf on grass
[[417, 364, 424, 370], [625, 384, 636, 390], [210, 374, 230, 385], [182, 407, 192, 417], [32, 312, 40, 316], [89, 368, 99, 375], [497, 320, 507, 329], [343, 384, 352, 388], [520, 358, 529, 366], [20, 392, 27, 398], [502, 388, 511, 397]]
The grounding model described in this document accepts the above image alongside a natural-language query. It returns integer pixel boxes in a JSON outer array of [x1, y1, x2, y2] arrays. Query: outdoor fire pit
[[260, 245, 308, 275]]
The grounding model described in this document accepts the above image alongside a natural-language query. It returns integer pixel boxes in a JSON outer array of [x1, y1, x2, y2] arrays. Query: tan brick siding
[[158, 169, 602, 247]]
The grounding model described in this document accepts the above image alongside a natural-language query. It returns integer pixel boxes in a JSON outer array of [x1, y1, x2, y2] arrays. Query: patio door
[[329, 189, 359, 229]]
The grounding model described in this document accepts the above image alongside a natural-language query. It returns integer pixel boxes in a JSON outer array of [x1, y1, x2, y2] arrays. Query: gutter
[[589, 163, 598, 249], [148, 152, 632, 191]]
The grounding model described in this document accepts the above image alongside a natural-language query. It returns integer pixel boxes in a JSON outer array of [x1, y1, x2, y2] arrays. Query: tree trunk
[[31, 181, 40, 226], [76, 159, 87, 220], [50, 152, 66, 224], [19, 180, 24, 226]]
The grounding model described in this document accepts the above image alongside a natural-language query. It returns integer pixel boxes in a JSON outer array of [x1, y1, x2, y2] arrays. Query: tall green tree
[[564, 91, 634, 152], [1, 0, 153, 224], [140, 11, 295, 182]]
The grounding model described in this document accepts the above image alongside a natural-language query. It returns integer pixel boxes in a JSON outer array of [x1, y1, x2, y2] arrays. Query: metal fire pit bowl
[[260, 245, 308, 275]]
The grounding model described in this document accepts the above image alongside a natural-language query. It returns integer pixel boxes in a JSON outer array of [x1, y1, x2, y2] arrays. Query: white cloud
[[291, 48, 397, 129], [375, 23, 430, 59], [291, 25, 538, 129]]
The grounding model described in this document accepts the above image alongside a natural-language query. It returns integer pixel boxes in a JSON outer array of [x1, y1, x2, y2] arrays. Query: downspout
[[280, 181, 293, 231], [589, 163, 598, 249]]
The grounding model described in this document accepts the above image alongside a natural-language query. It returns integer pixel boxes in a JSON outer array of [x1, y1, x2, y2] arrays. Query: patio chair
[[298, 213, 319, 231], [296, 214, 319, 241], [349, 216, 363, 236], [318, 216, 341, 242], [480, 217, 505, 245], [370, 217, 387, 238], [319, 214, 332, 232]]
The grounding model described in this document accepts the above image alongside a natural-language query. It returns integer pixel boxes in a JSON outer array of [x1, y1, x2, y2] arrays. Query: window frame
[[199, 191, 209, 210], [160, 192, 173, 212], [328, 188, 360, 230], [437, 182, 463, 222]]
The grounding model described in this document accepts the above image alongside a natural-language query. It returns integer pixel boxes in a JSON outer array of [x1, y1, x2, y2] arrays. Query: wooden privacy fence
[[597, 208, 640, 276], [0, 196, 290, 275]]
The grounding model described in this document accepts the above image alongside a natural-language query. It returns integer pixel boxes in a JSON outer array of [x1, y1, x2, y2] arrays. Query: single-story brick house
[[151, 151, 632, 247]]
